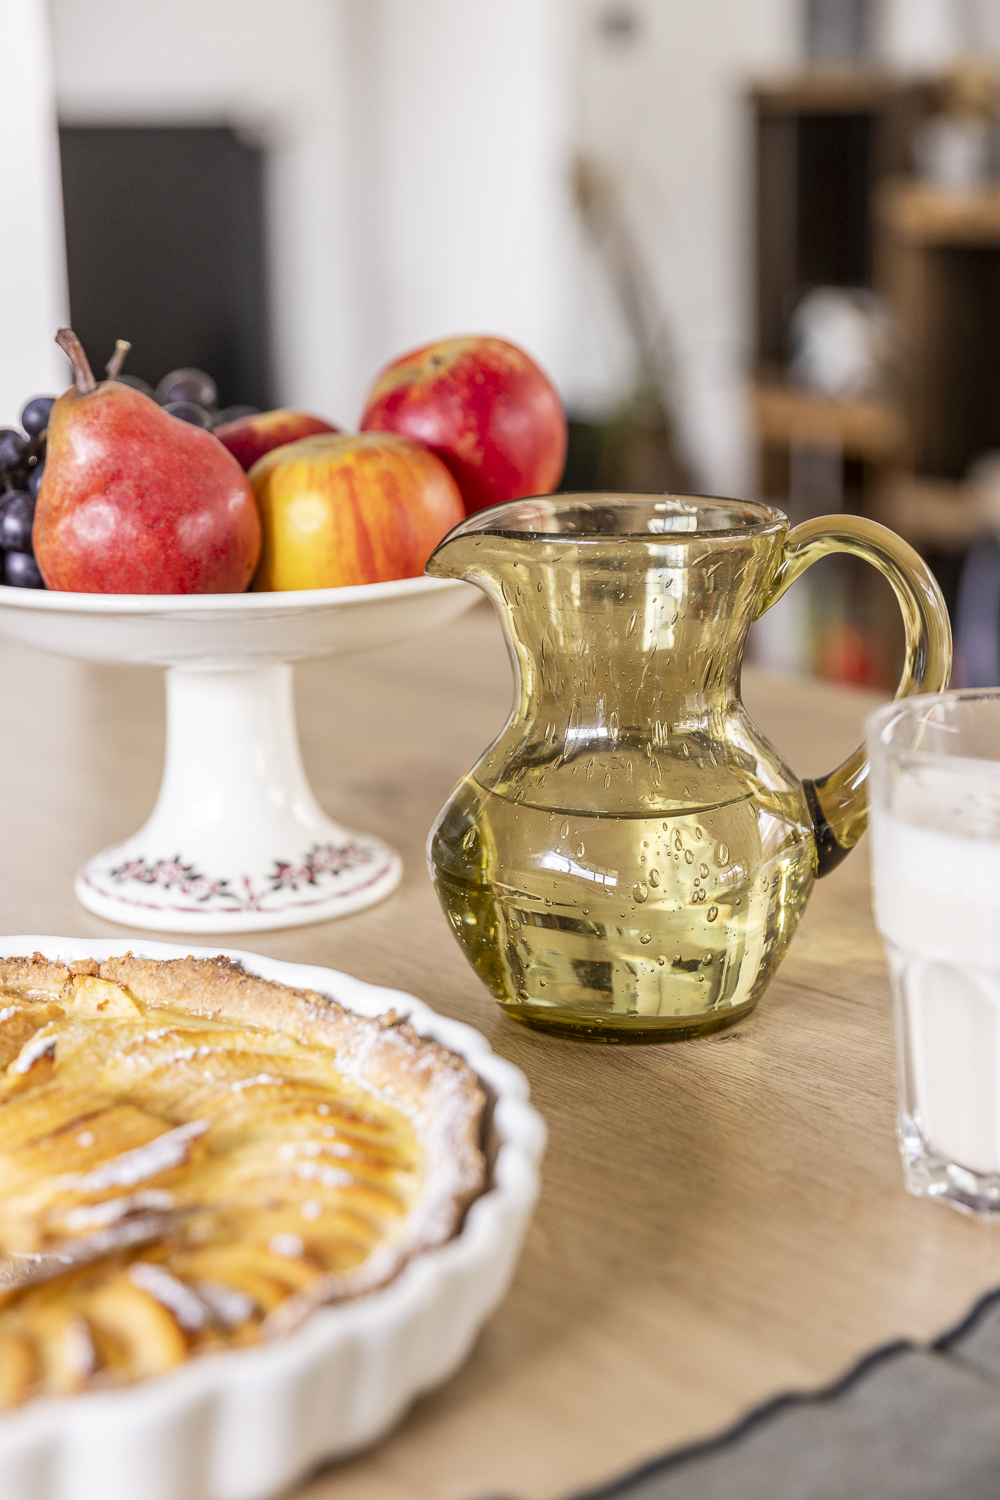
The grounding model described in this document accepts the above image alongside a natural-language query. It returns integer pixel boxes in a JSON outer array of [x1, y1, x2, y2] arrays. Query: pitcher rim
[[432, 492, 789, 545]]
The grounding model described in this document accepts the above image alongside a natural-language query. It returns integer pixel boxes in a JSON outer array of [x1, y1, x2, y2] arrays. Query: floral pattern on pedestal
[[270, 841, 373, 892], [110, 856, 233, 904], [105, 840, 385, 915]]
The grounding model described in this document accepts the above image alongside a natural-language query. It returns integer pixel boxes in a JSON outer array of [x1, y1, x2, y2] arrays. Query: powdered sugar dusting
[[11, 1028, 57, 1073], [196, 1279, 255, 1327], [66, 1120, 209, 1194], [230, 1072, 284, 1091], [64, 1190, 174, 1234], [129, 1261, 207, 1331], [64, 1315, 96, 1381], [269, 1233, 304, 1258], [294, 1161, 353, 1189]]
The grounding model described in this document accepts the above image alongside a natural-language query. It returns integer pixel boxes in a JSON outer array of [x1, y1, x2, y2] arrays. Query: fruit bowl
[[0, 577, 476, 932]]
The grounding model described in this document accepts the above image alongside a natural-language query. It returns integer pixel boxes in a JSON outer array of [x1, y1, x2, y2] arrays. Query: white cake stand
[[0, 578, 476, 933]]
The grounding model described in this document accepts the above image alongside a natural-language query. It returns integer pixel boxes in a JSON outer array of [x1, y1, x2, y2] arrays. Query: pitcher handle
[[756, 514, 952, 876]]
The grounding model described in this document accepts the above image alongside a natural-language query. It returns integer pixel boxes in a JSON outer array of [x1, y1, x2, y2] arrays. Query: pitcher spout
[[425, 527, 492, 584], [426, 496, 577, 586]]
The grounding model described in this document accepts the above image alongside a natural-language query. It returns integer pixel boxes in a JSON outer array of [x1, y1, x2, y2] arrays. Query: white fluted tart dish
[[0, 938, 545, 1500]]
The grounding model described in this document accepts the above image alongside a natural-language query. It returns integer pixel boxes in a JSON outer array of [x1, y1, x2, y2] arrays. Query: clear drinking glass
[[868, 689, 1000, 1213]]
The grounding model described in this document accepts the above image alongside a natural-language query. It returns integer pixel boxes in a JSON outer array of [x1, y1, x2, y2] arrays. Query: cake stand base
[[75, 663, 402, 934]]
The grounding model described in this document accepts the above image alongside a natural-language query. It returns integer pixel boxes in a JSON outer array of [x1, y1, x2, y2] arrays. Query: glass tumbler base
[[901, 1116, 1000, 1216]]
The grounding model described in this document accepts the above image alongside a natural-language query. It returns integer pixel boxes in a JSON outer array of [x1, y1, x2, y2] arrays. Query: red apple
[[250, 431, 465, 591], [214, 409, 339, 472], [360, 336, 566, 515], [35, 329, 260, 594]]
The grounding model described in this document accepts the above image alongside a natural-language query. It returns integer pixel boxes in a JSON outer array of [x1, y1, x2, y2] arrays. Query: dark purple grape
[[0, 430, 27, 473], [211, 405, 259, 427], [162, 401, 213, 429], [0, 492, 35, 552], [4, 552, 43, 588], [116, 374, 156, 398], [27, 462, 44, 499], [156, 369, 217, 409], [19, 397, 54, 438]]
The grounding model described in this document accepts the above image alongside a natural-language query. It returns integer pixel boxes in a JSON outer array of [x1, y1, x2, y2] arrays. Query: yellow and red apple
[[215, 409, 339, 472], [360, 335, 566, 515], [249, 431, 464, 591]]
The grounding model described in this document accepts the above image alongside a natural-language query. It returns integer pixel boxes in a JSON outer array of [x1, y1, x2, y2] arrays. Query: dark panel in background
[[796, 113, 872, 289], [915, 245, 1000, 479], [753, 111, 874, 367], [59, 126, 273, 409], [755, 113, 799, 364]]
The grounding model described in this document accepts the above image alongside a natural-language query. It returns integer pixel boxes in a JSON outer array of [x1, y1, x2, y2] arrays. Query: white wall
[[876, 0, 1000, 67], [48, 0, 810, 492], [51, 0, 575, 427], [52, 0, 359, 423], [572, 0, 800, 495], [0, 0, 69, 426], [347, 1, 575, 402]]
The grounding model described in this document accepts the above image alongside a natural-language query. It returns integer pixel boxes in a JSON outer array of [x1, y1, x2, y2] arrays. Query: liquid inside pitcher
[[426, 493, 951, 1041]]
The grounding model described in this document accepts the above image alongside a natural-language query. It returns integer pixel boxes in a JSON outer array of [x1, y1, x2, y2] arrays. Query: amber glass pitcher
[[427, 495, 951, 1040]]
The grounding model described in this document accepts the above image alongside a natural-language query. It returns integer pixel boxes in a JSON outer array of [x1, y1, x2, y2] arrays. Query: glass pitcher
[[426, 495, 951, 1041]]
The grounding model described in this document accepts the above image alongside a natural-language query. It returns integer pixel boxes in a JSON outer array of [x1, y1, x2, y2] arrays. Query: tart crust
[[0, 953, 485, 1404]]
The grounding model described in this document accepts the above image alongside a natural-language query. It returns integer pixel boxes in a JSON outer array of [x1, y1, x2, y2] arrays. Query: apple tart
[[0, 953, 485, 1407]]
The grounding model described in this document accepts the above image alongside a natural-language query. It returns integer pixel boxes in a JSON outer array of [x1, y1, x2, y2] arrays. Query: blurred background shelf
[[749, 55, 1000, 688], [751, 66, 912, 114], [875, 473, 1000, 552], [879, 178, 1000, 244], [752, 68, 934, 374], [752, 380, 908, 461]]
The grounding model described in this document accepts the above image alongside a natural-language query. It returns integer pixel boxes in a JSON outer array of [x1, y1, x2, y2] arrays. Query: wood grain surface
[[3, 601, 998, 1500]]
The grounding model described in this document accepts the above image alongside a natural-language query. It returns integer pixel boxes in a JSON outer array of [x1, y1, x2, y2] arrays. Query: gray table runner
[[553, 1289, 1000, 1500]]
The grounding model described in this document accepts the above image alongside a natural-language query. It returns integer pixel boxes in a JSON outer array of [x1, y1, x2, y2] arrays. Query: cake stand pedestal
[[0, 577, 476, 933], [78, 662, 402, 932]]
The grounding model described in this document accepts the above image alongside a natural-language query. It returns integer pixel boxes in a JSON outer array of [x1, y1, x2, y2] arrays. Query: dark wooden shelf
[[877, 177, 1000, 477], [875, 473, 1000, 553], [752, 380, 909, 463], [879, 178, 1000, 247], [751, 67, 916, 115], [751, 72, 933, 368], [748, 67, 1000, 658]]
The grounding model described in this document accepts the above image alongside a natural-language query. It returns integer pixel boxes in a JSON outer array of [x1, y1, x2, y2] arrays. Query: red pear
[[34, 330, 261, 594], [214, 409, 339, 472]]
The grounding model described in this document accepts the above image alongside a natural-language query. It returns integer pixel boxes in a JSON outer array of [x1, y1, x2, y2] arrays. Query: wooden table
[[4, 601, 999, 1500]]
